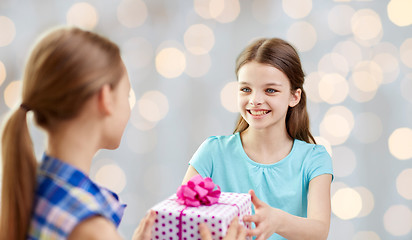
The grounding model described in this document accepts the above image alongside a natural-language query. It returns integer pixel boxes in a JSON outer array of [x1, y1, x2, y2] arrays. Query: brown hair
[[233, 38, 316, 144], [0, 27, 124, 240]]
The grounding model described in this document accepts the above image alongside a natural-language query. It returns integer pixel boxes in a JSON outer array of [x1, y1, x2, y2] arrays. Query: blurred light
[[318, 53, 349, 77], [4, 80, 21, 109], [122, 37, 153, 69], [353, 112, 382, 143], [184, 24, 215, 55], [155, 48, 186, 78], [314, 136, 332, 156], [0, 61, 6, 86], [318, 73, 349, 104], [320, 106, 354, 146], [351, 61, 383, 92], [129, 88, 136, 110], [387, 0, 412, 27], [332, 187, 362, 220], [221, 81, 238, 113], [194, 0, 213, 19], [125, 127, 157, 154], [332, 146, 356, 177], [138, 90, 169, 122], [333, 40, 363, 69], [354, 187, 374, 217], [348, 77, 377, 102], [400, 38, 412, 68], [353, 231, 381, 240], [373, 53, 400, 84], [94, 164, 126, 193], [252, 0, 282, 24], [304, 72, 323, 103], [396, 168, 412, 200], [331, 181, 348, 196], [213, 0, 240, 23], [400, 74, 412, 103], [66, 2, 98, 30], [0, 16, 16, 47], [130, 108, 157, 131], [117, 0, 147, 28], [282, 0, 312, 19], [383, 205, 412, 236], [185, 52, 211, 78], [388, 128, 412, 160], [286, 21, 317, 52], [328, 5, 355, 35], [210, 0, 224, 18], [351, 9, 383, 46]]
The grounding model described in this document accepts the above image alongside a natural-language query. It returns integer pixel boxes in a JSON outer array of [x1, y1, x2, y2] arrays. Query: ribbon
[[176, 175, 221, 207]]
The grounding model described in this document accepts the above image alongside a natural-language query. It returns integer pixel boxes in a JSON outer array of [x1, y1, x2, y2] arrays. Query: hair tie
[[20, 103, 31, 112]]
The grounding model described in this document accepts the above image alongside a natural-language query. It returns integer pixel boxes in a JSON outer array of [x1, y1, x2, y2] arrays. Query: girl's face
[[237, 61, 301, 132]]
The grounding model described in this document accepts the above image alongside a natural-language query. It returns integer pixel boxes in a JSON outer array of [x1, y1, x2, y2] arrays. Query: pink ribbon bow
[[176, 175, 221, 207]]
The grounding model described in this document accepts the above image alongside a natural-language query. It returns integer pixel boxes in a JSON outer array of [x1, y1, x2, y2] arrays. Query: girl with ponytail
[[183, 38, 334, 240], [0, 27, 156, 240]]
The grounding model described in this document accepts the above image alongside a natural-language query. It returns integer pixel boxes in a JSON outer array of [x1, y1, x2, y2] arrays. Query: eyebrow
[[239, 81, 283, 87]]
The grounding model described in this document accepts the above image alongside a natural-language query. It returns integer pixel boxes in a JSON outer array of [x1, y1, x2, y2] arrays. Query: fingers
[[144, 210, 157, 229], [236, 223, 247, 239], [249, 189, 264, 208], [199, 223, 212, 240], [225, 217, 239, 238], [134, 210, 157, 240], [242, 214, 259, 224]]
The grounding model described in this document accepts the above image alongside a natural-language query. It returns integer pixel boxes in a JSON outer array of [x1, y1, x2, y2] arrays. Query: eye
[[240, 87, 251, 93], [266, 88, 277, 94]]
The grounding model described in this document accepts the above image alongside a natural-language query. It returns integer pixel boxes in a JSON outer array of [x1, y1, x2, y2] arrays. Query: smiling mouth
[[248, 110, 271, 116]]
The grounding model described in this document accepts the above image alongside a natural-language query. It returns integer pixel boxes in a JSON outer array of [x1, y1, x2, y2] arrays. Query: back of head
[[0, 26, 124, 240], [233, 38, 315, 144]]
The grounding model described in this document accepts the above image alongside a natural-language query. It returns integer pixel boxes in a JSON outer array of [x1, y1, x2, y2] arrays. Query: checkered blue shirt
[[28, 154, 126, 239]]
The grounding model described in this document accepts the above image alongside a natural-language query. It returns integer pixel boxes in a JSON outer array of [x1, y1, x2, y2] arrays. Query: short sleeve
[[189, 136, 217, 178], [307, 145, 334, 182]]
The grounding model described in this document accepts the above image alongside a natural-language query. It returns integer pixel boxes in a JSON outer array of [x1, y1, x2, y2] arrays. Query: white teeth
[[249, 110, 269, 116]]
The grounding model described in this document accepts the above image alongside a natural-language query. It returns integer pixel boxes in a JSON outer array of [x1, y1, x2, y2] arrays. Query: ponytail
[[0, 107, 37, 240]]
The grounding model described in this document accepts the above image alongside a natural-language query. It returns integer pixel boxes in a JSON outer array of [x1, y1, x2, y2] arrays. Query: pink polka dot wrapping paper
[[150, 192, 252, 240]]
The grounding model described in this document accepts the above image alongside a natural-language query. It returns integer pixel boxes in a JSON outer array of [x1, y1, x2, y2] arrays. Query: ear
[[97, 84, 114, 116], [289, 88, 302, 107]]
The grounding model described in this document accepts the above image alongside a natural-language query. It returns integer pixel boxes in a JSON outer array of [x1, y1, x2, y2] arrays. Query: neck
[[240, 125, 294, 164], [46, 120, 100, 175]]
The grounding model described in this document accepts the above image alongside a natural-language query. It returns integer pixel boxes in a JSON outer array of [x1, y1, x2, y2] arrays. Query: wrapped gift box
[[150, 192, 251, 240]]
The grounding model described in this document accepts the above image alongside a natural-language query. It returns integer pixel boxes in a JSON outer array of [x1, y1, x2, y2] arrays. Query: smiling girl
[[183, 38, 333, 240]]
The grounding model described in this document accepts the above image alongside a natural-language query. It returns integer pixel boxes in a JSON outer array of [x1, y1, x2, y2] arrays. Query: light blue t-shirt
[[189, 132, 333, 240]]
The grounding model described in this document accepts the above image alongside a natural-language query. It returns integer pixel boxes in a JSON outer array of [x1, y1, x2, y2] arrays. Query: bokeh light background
[[1, 0, 412, 239]]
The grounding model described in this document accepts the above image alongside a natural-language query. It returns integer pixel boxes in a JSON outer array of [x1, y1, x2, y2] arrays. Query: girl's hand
[[243, 190, 280, 240], [132, 210, 157, 240], [199, 217, 247, 240]]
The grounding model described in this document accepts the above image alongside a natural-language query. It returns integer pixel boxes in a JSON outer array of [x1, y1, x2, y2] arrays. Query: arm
[[244, 174, 332, 240], [68, 216, 122, 240], [68, 210, 157, 240], [182, 165, 200, 184]]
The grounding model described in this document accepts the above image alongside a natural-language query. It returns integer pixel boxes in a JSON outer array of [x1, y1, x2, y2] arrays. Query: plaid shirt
[[28, 154, 126, 240]]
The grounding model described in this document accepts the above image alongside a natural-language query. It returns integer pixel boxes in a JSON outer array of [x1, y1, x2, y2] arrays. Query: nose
[[249, 92, 263, 106]]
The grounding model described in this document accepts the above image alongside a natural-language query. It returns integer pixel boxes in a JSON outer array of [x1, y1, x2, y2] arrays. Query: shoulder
[[32, 178, 123, 237], [294, 139, 331, 158], [68, 216, 121, 240], [203, 133, 239, 146]]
